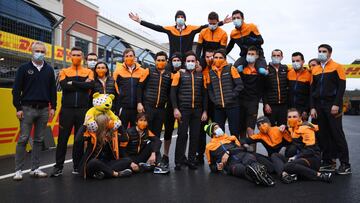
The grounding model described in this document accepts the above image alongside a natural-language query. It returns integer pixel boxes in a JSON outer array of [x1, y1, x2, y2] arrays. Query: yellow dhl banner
[[0, 88, 75, 157], [0, 30, 71, 63], [343, 64, 360, 78]]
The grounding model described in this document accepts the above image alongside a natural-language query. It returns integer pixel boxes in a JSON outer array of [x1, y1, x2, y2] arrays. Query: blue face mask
[[246, 55, 256, 64], [176, 18, 185, 26], [214, 128, 224, 137], [209, 24, 218, 31], [271, 56, 281, 65], [292, 62, 302, 70], [318, 52, 328, 62], [33, 52, 45, 61], [186, 62, 195, 70], [233, 19, 242, 28], [172, 61, 181, 68]]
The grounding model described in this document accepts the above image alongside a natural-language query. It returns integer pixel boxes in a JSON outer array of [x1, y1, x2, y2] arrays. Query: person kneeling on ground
[[119, 113, 169, 174], [272, 108, 332, 184], [79, 114, 133, 180], [204, 122, 275, 187]]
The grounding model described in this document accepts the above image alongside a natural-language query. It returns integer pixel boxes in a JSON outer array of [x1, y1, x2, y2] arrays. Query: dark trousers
[[284, 156, 320, 180], [254, 153, 274, 174], [269, 153, 288, 177], [197, 101, 214, 158], [120, 108, 137, 128], [145, 105, 166, 138], [86, 158, 131, 178], [130, 142, 161, 164], [226, 151, 257, 178], [316, 104, 350, 164], [214, 106, 240, 136], [164, 103, 175, 141], [55, 107, 87, 170], [264, 103, 288, 126], [175, 108, 202, 164]]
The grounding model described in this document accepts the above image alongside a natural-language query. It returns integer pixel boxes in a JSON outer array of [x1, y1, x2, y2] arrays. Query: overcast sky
[[89, 0, 360, 90]]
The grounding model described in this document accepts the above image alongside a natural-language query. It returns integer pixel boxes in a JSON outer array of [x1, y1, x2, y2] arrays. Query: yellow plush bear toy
[[84, 93, 121, 132]]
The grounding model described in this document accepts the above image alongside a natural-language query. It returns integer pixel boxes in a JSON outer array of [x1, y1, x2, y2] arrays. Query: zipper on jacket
[[75, 68, 78, 107], [276, 68, 281, 104], [218, 71, 225, 108], [320, 68, 325, 98], [293, 71, 301, 106], [156, 72, 163, 108], [191, 72, 195, 108]]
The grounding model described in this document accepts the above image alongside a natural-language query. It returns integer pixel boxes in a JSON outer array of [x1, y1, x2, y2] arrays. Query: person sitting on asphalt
[[119, 113, 169, 174], [270, 108, 332, 184], [204, 122, 275, 187], [78, 114, 133, 180]]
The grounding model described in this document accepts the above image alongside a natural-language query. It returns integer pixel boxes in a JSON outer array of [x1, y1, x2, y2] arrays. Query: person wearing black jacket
[[12, 41, 57, 180], [51, 47, 94, 177], [263, 49, 288, 126], [171, 51, 208, 170], [129, 10, 231, 56]]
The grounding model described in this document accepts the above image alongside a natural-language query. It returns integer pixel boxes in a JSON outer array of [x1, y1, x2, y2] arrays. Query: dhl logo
[[344, 65, 360, 78], [0, 127, 18, 144]]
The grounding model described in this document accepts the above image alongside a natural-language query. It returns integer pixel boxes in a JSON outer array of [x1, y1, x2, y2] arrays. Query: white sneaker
[[29, 169, 48, 178], [13, 170, 23, 181]]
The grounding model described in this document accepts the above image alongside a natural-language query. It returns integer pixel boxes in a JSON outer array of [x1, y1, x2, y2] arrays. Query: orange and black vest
[[177, 71, 204, 109], [59, 66, 94, 108], [93, 76, 117, 96], [263, 64, 288, 105], [142, 67, 172, 108], [311, 59, 346, 107], [208, 65, 240, 108], [113, 63, 145, 109], [240, 66, 264, 101], [287, 68, 312, 112]]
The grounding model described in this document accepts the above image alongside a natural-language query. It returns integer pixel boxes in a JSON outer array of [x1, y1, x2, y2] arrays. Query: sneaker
[[154, 164, 170, 174], [319, 172, 332, 183], [138, 163, 154, 172], [247, 163, 275, 187], [29, 169, 48, 178], [336, 164, 352, 175], [161, 155, 170, 168], [319, 161, 336, 172], [281, 174, 297, 184], [93, 171, 105, 180], [13, 170, 23, 181], [118, 169, 132, 177], [50, 167, 63, 177], [245, 165, 261, 185], [72, 168, 80, 175]]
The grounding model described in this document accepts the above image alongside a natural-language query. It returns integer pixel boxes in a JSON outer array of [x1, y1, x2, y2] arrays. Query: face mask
[[214, 59, 225, 68], [96, 68, 107, 78], [318, 52, 328, 62], [186, 62, 195, 70], [172, 61, 182, 68], [87, 60, 97, 69], [288, 118, 300, 128], [214, 128, 224, 137], [71, 56, 82, 66], [271, 56, 281, 64], [137, 120, 148, 130], [33, 52, 45, 61], [124, 56, 135, 67], [209, 24, 218, 31], [176, 18, 185, 26], [246, 55, 256, 64], [292, 62, 302, 70], [233, 19, 242, 28], [156, 61, 167, 70], [258, 123, 270, 134]]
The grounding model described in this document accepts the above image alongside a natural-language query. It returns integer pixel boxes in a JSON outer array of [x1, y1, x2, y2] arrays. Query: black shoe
[[138, 163, 154, 172], [319, 172, 332, 183], [281, 174, 297, 184], [336, 164, 352, 175], [248, 163, 275, 187], [93, 171, 105, 180], [175, 164, 182, 171], [72, 168, 79, 175], [118, 169, 132, 177], [319, 161, 336, 172], [195, 155, 205, 165], [154, 163, 170, 174], [161, 155, 170, 168], [186, 161, 198, 170], [245, 165, 261, 185], [50, 167, 63, 177]]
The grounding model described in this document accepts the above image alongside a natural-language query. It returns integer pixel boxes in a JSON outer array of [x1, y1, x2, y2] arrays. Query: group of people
[[11, 9, 351, 186]]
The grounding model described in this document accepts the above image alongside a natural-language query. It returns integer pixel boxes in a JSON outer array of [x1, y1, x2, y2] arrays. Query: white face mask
[[176, 18, 185, 26], [87, 60, 97, 69], [292, 62, 302, 70], [318, 52, 328, 62], [172, 61, 181, 68], [214, 128, 224, 137], [33, 52, 45, 61], [271, 56, 281, 64], [246, 55, 256, 64], [186, 62, 195, 70], [209, 24, 218, 31], [233, 19, 242, 28]]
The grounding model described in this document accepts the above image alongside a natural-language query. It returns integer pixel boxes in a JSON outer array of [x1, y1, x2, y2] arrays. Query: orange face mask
[[137, 120, 148, 130], [258, 123, 270, 134], [288, 118, 300, 128], [71, 56, 82, 66], [96, 68, 107, 78], [214, 59, 225, 68], [124, 56, 135, 67], [156, 61, 167, 70]]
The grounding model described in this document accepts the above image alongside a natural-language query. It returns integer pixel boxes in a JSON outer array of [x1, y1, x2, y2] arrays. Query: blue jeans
[[15, 106, 49, 171]]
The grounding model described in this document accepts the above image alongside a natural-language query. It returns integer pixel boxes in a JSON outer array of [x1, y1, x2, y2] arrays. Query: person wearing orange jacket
[[310, 44, 351, 175], [129, 10, 231, 56], [171, 51, 208, 170], [205, 49, 244, 137], [51, 47, 94, 177], [113, 48, 145, 128], [288, 52, 312, 121], [196, 12, 227, 67]]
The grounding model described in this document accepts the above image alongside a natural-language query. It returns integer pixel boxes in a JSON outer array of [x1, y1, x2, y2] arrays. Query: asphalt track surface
[[0, 115, 359, 203]]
